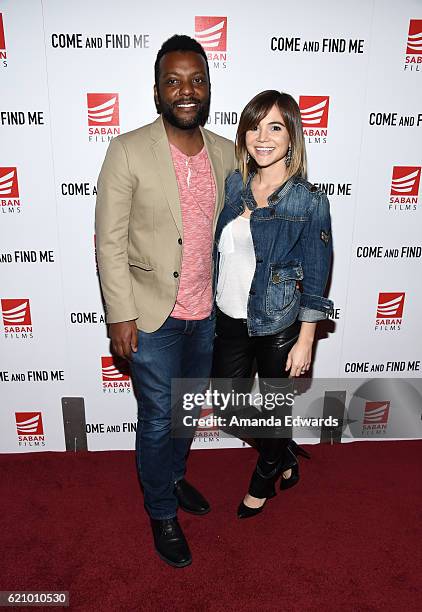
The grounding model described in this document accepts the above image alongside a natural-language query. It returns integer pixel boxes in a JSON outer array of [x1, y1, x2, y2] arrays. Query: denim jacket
[[213, 170, 334, 336]]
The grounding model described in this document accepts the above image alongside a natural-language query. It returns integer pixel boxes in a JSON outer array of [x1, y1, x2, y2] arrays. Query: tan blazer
[[95, 115, 236, 332]]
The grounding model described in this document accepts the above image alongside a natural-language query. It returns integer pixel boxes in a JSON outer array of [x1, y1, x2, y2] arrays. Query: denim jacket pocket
[[265, 261, 304, 315]]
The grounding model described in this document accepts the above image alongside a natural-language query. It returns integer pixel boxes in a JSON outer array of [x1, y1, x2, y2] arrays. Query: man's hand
[[109, 320, 138, 360]]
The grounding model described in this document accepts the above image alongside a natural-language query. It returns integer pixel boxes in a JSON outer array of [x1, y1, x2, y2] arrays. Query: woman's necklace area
[[245, 175, 287, 211]]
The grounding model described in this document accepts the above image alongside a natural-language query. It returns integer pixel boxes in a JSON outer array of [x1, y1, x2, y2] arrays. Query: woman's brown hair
[[236, 90, 307, 183]]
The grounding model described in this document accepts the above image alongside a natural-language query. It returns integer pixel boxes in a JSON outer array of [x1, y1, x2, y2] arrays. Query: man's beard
[[158, 96, 210, 130]]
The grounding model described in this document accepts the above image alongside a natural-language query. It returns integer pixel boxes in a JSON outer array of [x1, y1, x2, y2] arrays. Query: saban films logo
[[362, 401, 390, 435], [375, 292, 405, 332], [194, 406, 220, 444], [299, 96, 329, 143], [0, 13, 7, 67], [195, 16, 227, 69], [389, 166, 421, 211], [404, 19, 422, 71], [0, 167, 21, 214], [101, 356, 131, 394], [87, 93, 120, 142], [15, 412, 45, 447], [1, 298, 33, 339]]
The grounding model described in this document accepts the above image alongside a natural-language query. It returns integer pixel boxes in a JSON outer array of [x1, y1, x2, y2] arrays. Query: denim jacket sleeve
[[298, 191, 334, 322], [225, 170, 243, 202]]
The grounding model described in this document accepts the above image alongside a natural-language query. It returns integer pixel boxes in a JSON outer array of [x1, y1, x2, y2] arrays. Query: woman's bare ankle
[[243, 493, 266, 509]]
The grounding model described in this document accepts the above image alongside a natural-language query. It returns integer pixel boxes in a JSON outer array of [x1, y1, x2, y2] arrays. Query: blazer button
[[173, 271, 179, 278], [249, 289, 256, 295], [178, 238, 182, 245]]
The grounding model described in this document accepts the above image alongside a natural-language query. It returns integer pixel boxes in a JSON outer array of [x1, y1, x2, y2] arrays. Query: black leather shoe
[[280, 461, 299, 490], [237, 456, 281, 519], [237, 489, 276, 519], [150, 518, 192, 568], [174, 479, 210, 515], [289, 439, 311, 459], [280, 444, 300, 491]]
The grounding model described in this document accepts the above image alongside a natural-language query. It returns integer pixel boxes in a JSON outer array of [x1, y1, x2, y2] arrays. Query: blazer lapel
[[201, 127, 224, 232], [150, 117, 183, 237], [149, 117, 225, 238]]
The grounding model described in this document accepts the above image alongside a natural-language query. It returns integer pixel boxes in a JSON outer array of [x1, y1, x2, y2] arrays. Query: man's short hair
[[154, 34, 210, 89]]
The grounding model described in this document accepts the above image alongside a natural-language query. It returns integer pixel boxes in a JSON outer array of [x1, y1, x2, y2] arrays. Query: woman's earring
[[246, 153, 250, 163], [285, 145, 292, 167]]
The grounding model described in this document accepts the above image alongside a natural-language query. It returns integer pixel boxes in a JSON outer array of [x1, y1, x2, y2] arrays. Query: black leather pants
[[211, 307, 300, 464]]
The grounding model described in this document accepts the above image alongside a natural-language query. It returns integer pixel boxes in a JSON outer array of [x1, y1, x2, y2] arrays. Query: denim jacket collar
[[241, 172, 296, 210]]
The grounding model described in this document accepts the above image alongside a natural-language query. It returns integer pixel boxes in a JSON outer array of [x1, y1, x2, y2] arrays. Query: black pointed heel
[[237, 456, 282, 519], [279, 443, 302, 491], [237, 489, 276, 519], [280, 461, 299, 491], [289, 440, 311, 459]]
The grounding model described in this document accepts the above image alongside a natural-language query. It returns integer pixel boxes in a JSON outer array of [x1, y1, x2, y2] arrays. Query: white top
[[216, 216, 256, 319]]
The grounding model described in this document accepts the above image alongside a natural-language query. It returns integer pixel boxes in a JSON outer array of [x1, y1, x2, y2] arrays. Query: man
[[95, 35, 236, 568]]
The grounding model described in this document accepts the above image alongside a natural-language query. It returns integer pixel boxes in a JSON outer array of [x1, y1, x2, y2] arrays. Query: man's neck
[[162, 116, 204, 156]]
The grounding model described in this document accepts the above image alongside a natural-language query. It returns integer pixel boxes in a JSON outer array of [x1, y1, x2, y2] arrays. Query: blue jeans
[[130, 315, 215, 520]]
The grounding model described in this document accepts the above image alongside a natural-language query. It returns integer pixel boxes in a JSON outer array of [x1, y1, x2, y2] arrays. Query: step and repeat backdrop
[[1, 0, 421, 453]]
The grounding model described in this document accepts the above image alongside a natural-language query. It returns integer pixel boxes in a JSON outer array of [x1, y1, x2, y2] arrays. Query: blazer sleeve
[[222, 138, 237, 176], [232, 142, 238, 173], [95, 137, 139, 324]]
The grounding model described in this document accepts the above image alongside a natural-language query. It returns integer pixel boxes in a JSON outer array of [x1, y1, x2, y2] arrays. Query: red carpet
[[1, 442, 421, 611]]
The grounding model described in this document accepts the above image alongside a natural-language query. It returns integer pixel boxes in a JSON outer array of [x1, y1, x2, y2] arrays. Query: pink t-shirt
[[170, 143, 216, 320]]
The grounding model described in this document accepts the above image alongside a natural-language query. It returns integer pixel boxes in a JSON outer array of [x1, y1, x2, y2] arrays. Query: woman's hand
[[285, 339, 312, 377], [285, 322, 317, 377]]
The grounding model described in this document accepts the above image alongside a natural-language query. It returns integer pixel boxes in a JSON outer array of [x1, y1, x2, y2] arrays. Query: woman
[[212, 90, 334, 518]]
